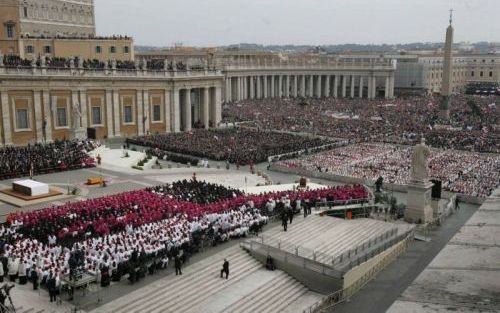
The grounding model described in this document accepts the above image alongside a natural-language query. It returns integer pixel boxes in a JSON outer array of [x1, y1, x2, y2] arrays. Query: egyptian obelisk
[[439, 10, 454, 120]]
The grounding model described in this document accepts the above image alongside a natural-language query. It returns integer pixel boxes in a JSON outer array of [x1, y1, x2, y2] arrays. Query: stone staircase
[[250, 215, 399, 268], [90, 244, 320, 313]]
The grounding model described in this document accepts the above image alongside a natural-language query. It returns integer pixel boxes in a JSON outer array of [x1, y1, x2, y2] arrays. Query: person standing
[[47, 273, 57, 303], [281, 212, 288, 232], [31, 265, 39, 290], [220, 259, 229, 279], [174, 255, 182, 276], [288, 208, 294, 224]]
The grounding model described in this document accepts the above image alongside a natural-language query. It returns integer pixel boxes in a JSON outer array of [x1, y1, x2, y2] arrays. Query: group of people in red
[[6, 182, 368, 246]]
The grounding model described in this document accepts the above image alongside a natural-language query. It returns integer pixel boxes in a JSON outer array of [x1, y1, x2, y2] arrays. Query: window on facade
[[56, 107, 68, 127], [92, 106, 102, 125], [490, 71, 493, 77], [6, 24, 14, 38], [25, 45, 34, 54], [152, 104, 161, 122], [124, 46, 129, 54], [44, 46, 51, 54], [95, 46, 102, 54], [480, 71, 484, 77], [110, 46, 116, 53], [471, 71, 474, 77], [16, 109, 29, 130], [124, 105, 133, 123], [23, 7, 28, 17]]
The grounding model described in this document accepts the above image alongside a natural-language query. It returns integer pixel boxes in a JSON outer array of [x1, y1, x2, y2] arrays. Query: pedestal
[[405, 180, 434, 224], [71, 128, 87, 140]]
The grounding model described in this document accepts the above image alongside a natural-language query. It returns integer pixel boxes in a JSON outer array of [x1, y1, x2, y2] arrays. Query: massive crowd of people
[[278, 143, 499, 197], [0, 180, 368, 293], [127, 129, 330, 164], [147, 180, 243, 204], [0, 140, 98, 180], [223, 95, 499, 153]]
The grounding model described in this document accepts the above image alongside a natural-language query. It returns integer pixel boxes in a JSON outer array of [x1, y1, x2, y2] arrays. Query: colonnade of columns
[[174, 86, 222, 132], [225, 73, 395, 102]]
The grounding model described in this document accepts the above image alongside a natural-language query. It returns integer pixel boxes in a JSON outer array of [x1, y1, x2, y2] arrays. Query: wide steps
[[97, 254, 262, 313]]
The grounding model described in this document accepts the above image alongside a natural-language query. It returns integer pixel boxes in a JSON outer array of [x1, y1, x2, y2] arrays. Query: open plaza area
[[0, 0, 499, 312]]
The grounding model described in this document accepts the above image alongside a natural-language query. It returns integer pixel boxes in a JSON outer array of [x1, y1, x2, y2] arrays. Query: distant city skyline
[[95, 0, 499, 47]]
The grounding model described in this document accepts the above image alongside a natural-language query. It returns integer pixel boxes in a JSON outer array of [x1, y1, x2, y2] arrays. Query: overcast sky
[[95, 0, 499, 47]]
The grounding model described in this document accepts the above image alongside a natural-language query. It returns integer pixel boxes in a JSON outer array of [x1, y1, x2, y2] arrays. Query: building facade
[[0, 0, 133, 61], [0, 63, 223, 145], [393, 53, 500, 94]]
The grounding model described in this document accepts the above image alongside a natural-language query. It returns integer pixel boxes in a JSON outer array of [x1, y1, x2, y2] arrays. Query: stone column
[[350, 75, 355, 98], [136, 90, 144, 135], [173, 88, 180, 132], [316, 75, 322, 98], [263, 76, 268, 98], [143, 90, 150, 133], [256, 76, 261, 99], [299, 75, 306, 97], [80, 90, 88, 129], [285, 75, 290, 98], [1, 91, 12, 145], [342, 75, 347, 98], [164, 90, 171, 132], [276, 75, 283, 98], [270, 75, 275, 98], [113, 89, 122, 137], [389, 75, 395, 98], [372, 76, 377, 99], [243, 77, 247, 100], [333, 75, 338, 98], [71, 91, 80, 128], [105, 90, 114, 138], [203, 87, 209, 129], [325, 75, 330, 97], [214, 86, 222, 126], [42, 89, 52, 142], [184, 89, 192, 131], [225, 77, 232, 102], [113, 90, 121, 136], [33, 90, 43, 142], [385, 76, 390, 99], [308, 75, 314, 97], [250, 76, 255, 99], [293, 76, 298, 97], [368, 76, 373, 99], [359, 77, 364, 98], [234, 77, 240, 101]]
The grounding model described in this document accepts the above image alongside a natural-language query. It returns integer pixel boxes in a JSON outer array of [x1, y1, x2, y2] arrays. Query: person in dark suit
[[281, 212, 288, 232], [220, 259, 229, 279], [47, 273, 57, 302], [30, 266, 38, 290], [174, 255, 182, 276]]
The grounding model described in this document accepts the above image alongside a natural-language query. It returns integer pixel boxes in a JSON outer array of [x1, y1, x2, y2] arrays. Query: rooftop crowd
[[1, 55, 200, 72], [0, 140, 98, 180], [127, 129, 330, 165], [223, 95, 499, 153], [278, 143, 499, 198], [0, 180, 368, 292]]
